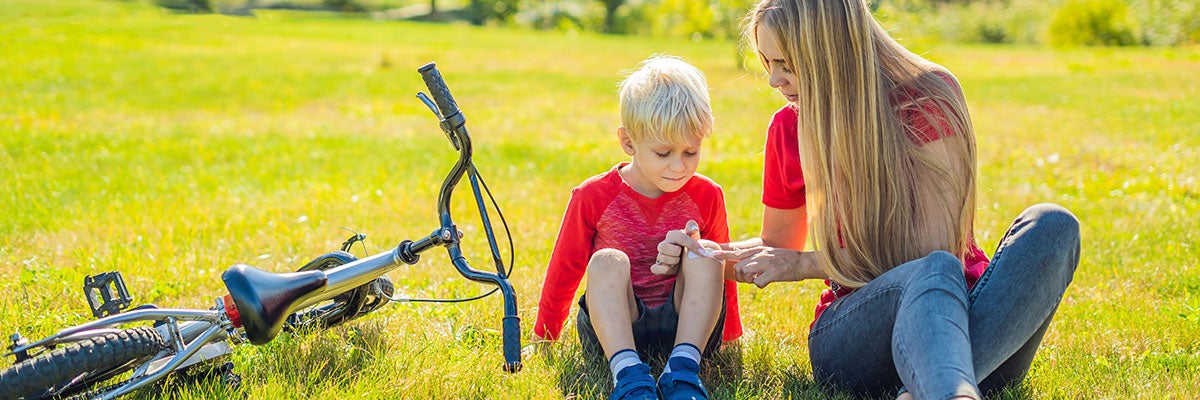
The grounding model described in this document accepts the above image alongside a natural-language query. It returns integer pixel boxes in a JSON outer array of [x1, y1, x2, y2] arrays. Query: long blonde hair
[[746, 0, 977, 288]]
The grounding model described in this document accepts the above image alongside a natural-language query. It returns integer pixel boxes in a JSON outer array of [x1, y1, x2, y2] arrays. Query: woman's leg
[[809, 251, 980, 399], [967, 203, 1081, 391]]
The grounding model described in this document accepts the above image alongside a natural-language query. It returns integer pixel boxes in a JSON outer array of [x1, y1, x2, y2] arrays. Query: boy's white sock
[[609, 349, 643, 383], [662, 343, 702, 374]]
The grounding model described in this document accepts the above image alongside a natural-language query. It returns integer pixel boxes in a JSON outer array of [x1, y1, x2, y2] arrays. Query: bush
[[469, 0, 521, 25], [1129, 0, 1200, 46], [1048, 0, 1138, 47], [154, 0, 213, 13], [872, 0, 1055, 46]]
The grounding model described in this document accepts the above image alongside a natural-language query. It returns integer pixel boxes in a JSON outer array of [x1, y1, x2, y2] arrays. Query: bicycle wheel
[[0, 326, 166, 400], [284, 251, 394, 332]]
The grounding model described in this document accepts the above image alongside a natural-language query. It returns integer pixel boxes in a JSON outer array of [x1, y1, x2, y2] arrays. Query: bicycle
[[0, 63, 522, 400]]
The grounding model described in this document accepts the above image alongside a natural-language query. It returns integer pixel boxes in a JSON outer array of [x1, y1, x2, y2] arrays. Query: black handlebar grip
[[502, 315, 522, 372], [418, 62, 461, 119]]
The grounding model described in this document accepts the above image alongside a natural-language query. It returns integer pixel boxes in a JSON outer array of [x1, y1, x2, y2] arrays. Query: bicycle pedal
[[83, 271, 133, 318]]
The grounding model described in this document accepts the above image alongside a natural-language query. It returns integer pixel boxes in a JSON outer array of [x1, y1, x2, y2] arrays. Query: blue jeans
[[808, 203, 1081, 399]]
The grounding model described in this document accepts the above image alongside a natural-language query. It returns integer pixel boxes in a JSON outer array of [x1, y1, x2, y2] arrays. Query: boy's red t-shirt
[[533, 163, 742, 342], [762, 75, 990, 328]]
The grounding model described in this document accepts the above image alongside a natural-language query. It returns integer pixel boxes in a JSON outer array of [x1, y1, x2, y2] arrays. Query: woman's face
[[756, 25, 799, 104]]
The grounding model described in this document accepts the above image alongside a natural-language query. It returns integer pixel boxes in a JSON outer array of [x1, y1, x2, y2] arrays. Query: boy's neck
[[618, 162, 666, 199]]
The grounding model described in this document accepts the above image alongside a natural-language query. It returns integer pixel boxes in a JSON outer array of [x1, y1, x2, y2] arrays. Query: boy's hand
[[524, 334, 553, 358], [652, 220, 710, 275]]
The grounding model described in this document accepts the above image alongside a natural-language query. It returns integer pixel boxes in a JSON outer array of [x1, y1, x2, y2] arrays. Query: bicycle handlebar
[[418, 63, 461, 123], [417, 63, 522, 373]]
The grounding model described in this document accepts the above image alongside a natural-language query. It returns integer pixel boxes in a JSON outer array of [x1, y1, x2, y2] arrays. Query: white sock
[[662, 343, 702, 374], [609, 349, 642, 383]]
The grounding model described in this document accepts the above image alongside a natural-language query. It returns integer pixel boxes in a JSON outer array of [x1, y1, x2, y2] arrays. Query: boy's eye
[[683, 151, 698, 157], [654, 151, 671, 158]]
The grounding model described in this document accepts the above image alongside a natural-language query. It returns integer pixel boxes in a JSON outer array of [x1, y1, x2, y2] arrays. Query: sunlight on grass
[[2, 0, 1198, 398]]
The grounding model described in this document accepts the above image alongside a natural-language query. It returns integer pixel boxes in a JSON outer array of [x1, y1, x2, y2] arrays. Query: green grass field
[[2, 0, 1198, 398]]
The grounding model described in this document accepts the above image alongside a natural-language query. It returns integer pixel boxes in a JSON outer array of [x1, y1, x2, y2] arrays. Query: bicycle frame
[[4, 63, 522, 399]]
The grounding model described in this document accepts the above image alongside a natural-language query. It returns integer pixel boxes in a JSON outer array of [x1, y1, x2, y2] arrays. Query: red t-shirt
[[533, 163, 743, 342], [762, 77, 990, 328]]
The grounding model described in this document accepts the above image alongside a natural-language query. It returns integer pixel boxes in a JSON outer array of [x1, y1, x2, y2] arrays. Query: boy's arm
[[531, 189, 595, 342]]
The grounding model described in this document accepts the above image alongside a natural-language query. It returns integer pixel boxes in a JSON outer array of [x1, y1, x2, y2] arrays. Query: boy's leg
[[585, 248, 642, 359], [671, 252, 724, 352], [584, 249, 656, 399], [657, 252, 724, 399]]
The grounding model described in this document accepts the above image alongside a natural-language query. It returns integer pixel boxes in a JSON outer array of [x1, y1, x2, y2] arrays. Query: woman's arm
[[762, 205, 808, 250], [714, 205, 827, 287]]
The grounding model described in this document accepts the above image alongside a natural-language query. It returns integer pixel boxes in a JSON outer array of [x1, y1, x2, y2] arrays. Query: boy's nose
[[669, 156, 685, 171]]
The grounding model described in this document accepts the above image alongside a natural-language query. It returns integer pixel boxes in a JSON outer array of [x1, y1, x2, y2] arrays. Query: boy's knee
[[588, 248, 631, 275]]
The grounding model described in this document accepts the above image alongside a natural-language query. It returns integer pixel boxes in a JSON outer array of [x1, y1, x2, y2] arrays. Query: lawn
[[1, 0, 1198, 398]]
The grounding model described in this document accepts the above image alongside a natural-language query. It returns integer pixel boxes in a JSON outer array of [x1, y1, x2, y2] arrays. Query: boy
[[532, 55, 742, 400]]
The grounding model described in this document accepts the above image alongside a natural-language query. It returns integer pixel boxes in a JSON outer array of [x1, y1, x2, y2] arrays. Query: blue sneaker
[[610, 362, 657, 400], [657, 357, 708, 400]]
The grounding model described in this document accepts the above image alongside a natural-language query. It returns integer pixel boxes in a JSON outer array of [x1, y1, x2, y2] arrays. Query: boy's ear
[[618, 127, 636, 156]]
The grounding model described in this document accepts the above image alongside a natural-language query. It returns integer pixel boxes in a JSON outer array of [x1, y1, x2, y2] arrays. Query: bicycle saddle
[[222, 264, 328, 345]]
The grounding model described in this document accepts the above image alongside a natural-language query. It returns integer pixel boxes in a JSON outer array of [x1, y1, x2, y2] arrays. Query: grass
[[2, 0, 1199, 398]]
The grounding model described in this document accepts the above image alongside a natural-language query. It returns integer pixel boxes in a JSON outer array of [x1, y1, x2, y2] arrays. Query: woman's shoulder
[[895, 70, 967, 144], [771, 103, 798, 125]]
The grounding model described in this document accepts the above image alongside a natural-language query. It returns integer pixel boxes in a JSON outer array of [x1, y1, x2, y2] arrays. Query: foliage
[[1048, 0, 1138, 47], [1127, 0, 1200, 46], [155, 0, 214, 13], [468, 0, 520, 24], [323, 0, 367, 13], [873, 0, 1057, 46]]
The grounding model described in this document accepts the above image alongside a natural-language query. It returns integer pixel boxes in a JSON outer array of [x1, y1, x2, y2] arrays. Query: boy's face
[[619, 127, 703, 197]]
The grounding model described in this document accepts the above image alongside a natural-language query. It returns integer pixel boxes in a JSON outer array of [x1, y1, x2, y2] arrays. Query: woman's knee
[[1020, 203, 1082, 275], [905, 251, 968, 294], [1022, 203, 1081, 244]]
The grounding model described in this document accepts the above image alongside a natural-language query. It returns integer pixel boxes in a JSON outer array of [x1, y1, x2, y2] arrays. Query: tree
[[600, 0, 625, 33]]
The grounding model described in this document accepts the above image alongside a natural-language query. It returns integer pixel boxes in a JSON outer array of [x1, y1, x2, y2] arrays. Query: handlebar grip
[[418, 62, 461, 119], [502, 314, 522, 372]]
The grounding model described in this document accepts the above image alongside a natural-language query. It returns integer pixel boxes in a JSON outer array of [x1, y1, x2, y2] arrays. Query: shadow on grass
[[545, 338, 852, 399], [124, 319, 394, 399]]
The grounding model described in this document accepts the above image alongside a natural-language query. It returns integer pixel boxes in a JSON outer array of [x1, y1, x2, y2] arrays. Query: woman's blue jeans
[[808, 203, 1081, 399]]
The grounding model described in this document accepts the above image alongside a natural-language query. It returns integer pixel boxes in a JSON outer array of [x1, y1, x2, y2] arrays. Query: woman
[[654, 0, 1080, 398]]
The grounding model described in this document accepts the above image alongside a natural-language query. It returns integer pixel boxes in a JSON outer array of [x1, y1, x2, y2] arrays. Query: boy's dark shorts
[[575, 285, 726, 361]]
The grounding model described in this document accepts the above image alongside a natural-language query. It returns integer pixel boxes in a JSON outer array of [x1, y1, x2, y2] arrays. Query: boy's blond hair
[[618, 55, 714, 145]]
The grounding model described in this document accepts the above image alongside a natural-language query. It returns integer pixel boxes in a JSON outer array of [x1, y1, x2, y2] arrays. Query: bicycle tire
[[0, 326, 167, 400]]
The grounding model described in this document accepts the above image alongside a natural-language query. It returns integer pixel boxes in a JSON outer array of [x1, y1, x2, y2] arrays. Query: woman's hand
[[712, 246, 815, 288]]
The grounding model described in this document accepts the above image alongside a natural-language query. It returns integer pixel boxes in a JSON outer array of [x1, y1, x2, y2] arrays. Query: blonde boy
[[532, 55, 742, 400]]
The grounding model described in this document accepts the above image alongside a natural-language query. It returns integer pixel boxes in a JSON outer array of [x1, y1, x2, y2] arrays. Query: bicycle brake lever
[[416, 92, 441, 118], [416, 92, 460, 150]]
